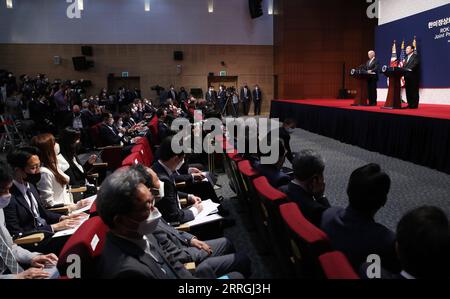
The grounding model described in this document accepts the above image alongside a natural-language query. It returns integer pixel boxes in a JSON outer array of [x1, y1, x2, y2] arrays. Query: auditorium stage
[[270, 99, 450, 174]]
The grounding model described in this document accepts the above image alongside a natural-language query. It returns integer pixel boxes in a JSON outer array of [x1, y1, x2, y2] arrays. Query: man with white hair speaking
[[364, 50, 380, 106]]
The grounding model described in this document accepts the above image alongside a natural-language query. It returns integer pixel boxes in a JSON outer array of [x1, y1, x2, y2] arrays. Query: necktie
[[26, 189, 47, 228], [0, 234, 23, 274]]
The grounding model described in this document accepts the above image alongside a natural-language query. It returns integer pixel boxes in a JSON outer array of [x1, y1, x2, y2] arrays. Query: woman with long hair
[[59, 127, 98, 189], [30, 133, 88, 211]]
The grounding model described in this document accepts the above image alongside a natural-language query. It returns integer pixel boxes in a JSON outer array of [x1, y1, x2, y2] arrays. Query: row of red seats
[[220, 138, 359, 279]]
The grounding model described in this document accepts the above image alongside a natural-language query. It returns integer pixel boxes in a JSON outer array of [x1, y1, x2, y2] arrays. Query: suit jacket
[[153, 219, 195, 263], [252, 161, 290, 188], [157, 121, 171, 142], [97, 232, 193, 279], [152, 162, 194, 224], [1, 209, 40, 278], [205, 90, 217, 103], [320, 206, 398, 272], [168, 90, 178, 101], [364, 58, 380, 81], [280, 182, 330, 227], [403, 54, 420, 78], [99, 123, 122, 146], [3, 184, 61, 239], [240, 88, 252, 102], [252, 89, 262, 102]]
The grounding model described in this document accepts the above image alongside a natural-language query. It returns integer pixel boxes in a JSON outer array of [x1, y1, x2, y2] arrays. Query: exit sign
[[121, 72, 129, 77]]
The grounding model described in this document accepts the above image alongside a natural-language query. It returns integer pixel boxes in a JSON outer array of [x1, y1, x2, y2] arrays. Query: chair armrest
[[176, 223, 190, 232], [13, 233, 45, 245], [179, 198, 188, 207], [69, 186, 87, 193], [175, 182, 186, 188], [92, 162, 108, 168], [87, 173, 99, 179], [98, 145, 123, 151], [48, 206, 70, 214], [184, 262, 196, 273]]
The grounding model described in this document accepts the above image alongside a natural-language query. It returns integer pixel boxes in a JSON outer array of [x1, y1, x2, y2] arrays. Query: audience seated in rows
[[0, 161, 59, 279]]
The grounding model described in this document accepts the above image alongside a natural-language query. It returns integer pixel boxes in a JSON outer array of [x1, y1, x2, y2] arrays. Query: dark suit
[[320, 206, 399, 272], [154, 219, 249, 278], [403, 54, 420, 108], [217, 90, 227, 114], [99, 123, 122, 146], [280, 182, 330, 227], [252, 161, 291, 188], [252, 88, 262, 115], [97, 232, 194, 279], [168, 90, 178, 102], [3, 184, 65, 254], [205, 90, 217, 104], [240, 88, 252, 116], [152, 162, 194, 224], [363, 58, 379, 105]]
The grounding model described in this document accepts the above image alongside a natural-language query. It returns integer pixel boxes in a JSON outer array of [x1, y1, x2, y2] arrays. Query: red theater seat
[[121, 152, 144, 167], [57, 216, 109, 279], [319, 251, 359, 279]]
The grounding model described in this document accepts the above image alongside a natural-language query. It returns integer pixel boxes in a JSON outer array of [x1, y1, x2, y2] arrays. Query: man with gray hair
[[279, 149, 331, 226], [364, 50, 379, 106]]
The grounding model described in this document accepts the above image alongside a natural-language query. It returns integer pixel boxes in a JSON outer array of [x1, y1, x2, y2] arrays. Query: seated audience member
[[96, 166, 232, 279], [320, 163, 398, 272], [31, 133, 89, 211], [252, 139, 291, 188], [156, 108, 171, 142], [137, 165, 250, 278], [152, 136, 203, 224], [280, 149, 330, 226], [4, 147, 86, 254], [394, 206, 449, 279], [99, 112, 123, 146], [59, 127, 100, 191], [0, 161, 59, 279], [279, 118, 296, 164]]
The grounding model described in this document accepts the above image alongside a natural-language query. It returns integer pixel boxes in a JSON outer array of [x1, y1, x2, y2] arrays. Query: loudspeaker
[[72, 56, 88, 71], [249, 0, 263, 19], [174, 51, 183, 61], [81, 46, 93, 56]]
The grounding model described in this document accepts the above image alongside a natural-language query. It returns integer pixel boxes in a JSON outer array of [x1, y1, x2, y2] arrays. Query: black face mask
[[24, 172, 41, 185], [74, 112, 81, 117]]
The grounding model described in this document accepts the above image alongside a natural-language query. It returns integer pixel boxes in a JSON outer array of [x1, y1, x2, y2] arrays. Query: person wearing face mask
[[279, 149, 330, 227], [99, 112, 124, 146], [31, 133, 90, 212], [0, 161, 60, 279], [167, 85, 178, 103], [96, 166, 217, 279], [205, 86, 217, 107], [133, 165, 252, 278], [152, 136, 203, 225], [279, 118, 296, 164], [4, 147, 86, 255]]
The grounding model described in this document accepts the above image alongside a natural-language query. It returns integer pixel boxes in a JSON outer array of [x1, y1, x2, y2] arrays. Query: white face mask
[[136, 208, 162, 235], [157, 180, 164, 200], [175, 158, 185, 171], [0, 194, 11, 209], [54, 143, 60, 155], [286, 128, 295, 134], [118, 121, 123, 127]]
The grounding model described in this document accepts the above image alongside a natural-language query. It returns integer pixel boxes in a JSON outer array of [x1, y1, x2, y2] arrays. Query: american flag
[[390, 40, 398, 67], [398, 40, 406, 87]]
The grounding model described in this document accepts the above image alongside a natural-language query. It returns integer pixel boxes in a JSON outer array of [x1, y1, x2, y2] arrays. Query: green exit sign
[[121, 72, 129, 77]]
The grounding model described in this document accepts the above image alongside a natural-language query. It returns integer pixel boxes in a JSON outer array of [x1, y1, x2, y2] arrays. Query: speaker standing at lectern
[[363, 50, 379, 106], [402, 45, 420, 109]]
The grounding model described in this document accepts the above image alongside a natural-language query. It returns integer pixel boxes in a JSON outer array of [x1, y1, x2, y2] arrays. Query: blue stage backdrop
[[375, 4, 450, 88]]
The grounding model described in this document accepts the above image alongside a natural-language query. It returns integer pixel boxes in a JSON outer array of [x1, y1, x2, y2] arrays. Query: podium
[[350, 68, 377, 106], [381, 66, 411, 109]]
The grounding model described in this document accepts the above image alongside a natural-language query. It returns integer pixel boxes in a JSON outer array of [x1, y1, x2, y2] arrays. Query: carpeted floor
[[216, 123, 450, 278]]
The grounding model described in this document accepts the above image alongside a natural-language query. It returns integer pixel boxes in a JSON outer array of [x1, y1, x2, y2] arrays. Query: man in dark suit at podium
[[403, 45, 420, 109], [364, 50, 379, 106]]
